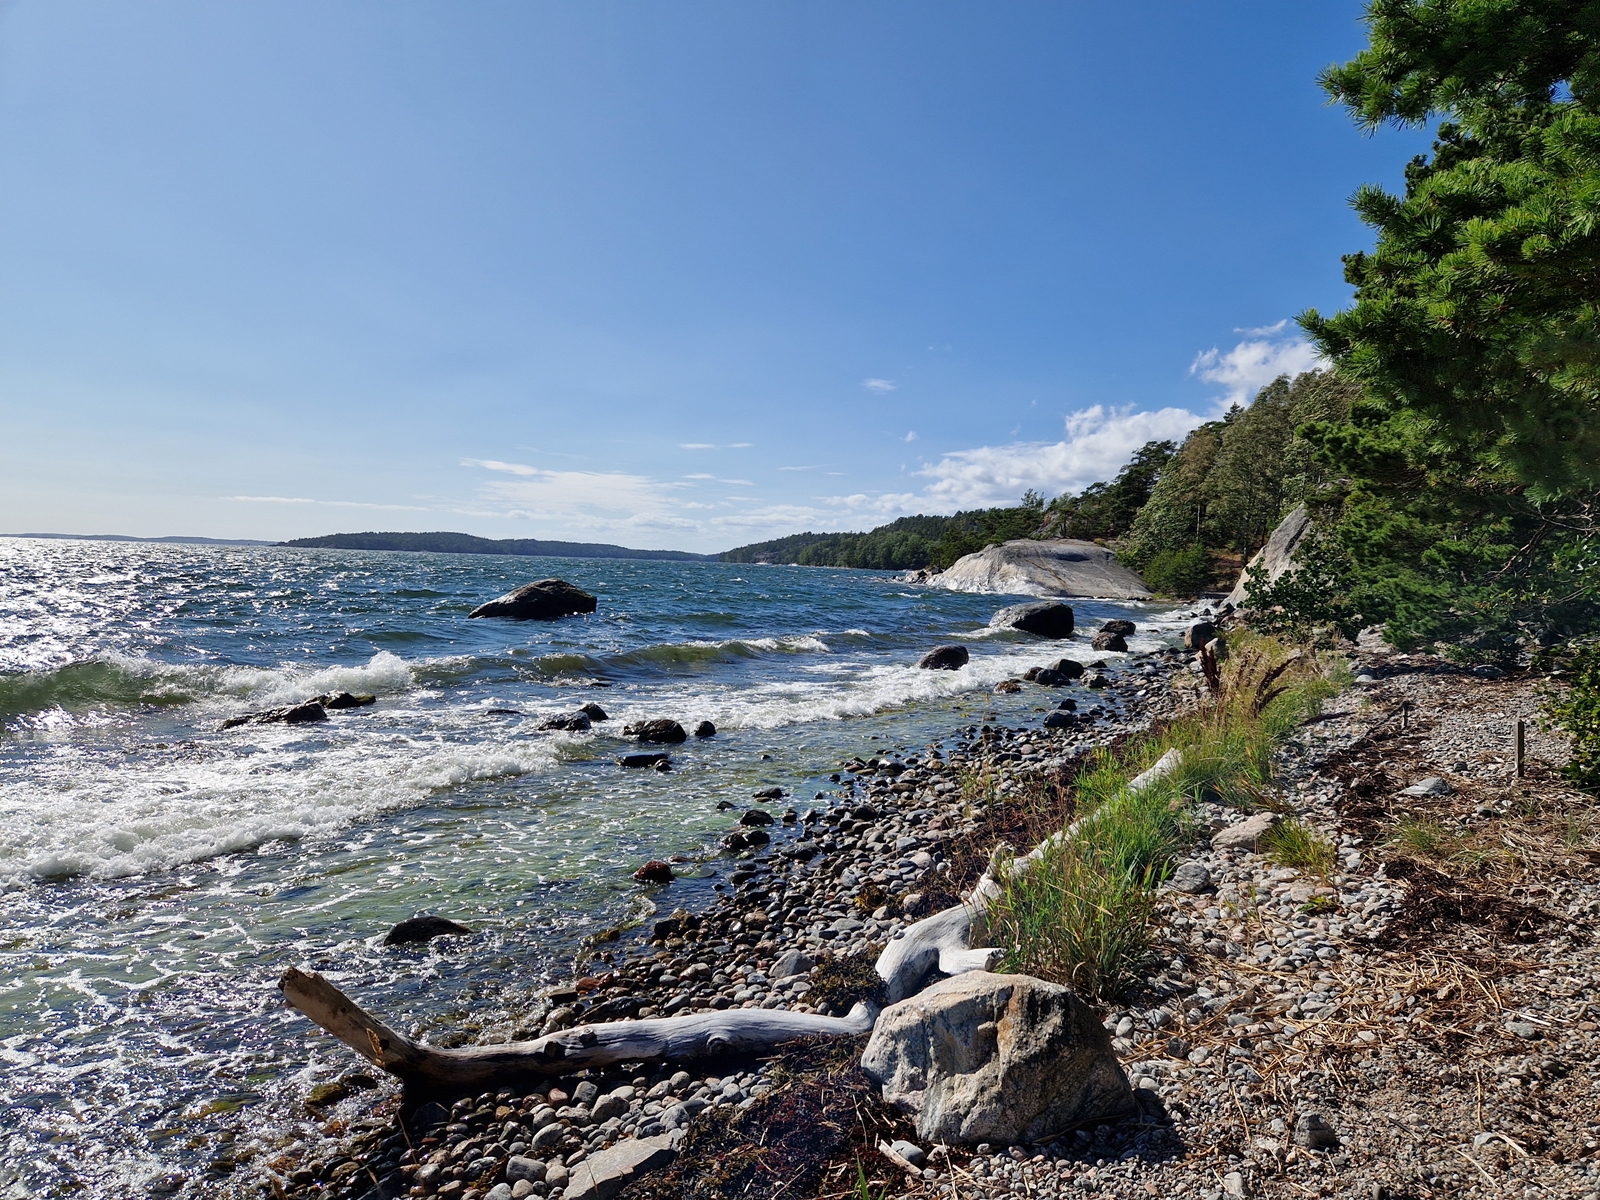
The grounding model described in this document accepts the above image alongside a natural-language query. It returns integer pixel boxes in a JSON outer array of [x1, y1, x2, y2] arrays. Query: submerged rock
[[310, 691, 376, 709], [468, 579, 598, 621], [220, 701, 328, 730], [917, 645, 969, 670], [861, 970, 1136, 1145], [383, 915, 472, 946], [619, 752, 671, 769], [989, 600, 1076, 638], [692, 720, 716, 738]]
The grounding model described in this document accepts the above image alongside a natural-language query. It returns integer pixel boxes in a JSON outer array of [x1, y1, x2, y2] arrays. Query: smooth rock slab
[[989, 601, 1076, 639], [860, 971, 1136, 1146], [563, 1134, 677, 1199]]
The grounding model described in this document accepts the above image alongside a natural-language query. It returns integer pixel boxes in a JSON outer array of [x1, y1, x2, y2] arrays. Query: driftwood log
[[280, 748, 1185, 1089], [279, 966, 874, 1090]]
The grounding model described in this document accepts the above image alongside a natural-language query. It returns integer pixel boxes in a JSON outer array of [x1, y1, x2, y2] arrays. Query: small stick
[[1514, 719, 1525, 779]]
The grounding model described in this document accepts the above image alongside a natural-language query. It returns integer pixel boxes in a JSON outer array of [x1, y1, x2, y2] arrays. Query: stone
[[511, 1183, 536, 1200], [1224, 503, 1310, 611], [1504, 1019, 1540, 1040], [485, 1185, 514, 1200], [469, 579, 598, 621], [305, 1081, 349, 1108], [1042, 711, 1077, 730], [1086, 674, 1109, 689], [624, 720, 687, 744], [312, 691, 376, 709], [888, 1139, 926, 1167], [220, 701, 328, 729], [1401, 776, 1454, 796], [1091, 631, 1128, 652], [1032, 668, 1072, 687], [1099, 619, 1136, 636], [993, 679, 1022, 693], [860, 971, 1136, 1146], [562, 1135, 677, 1200], [988, 601, 1076, 639], [1167, 862, 1213, 894], [751, 786, 784, 800], [1048, 658, 1085, 679], [618, 752, 670, 768], [383, 915, 472, 946], [545, 1161, 570, 1190], [935, 539, 1152, 600], [632, 861, 674, 884], [772, 949, 815, 979], [739, 809, 774, 827], [1223, 1169, 1248, 1197], [585, 996, 642, 1022], [1183, 621, 1217, 650], [590, 1092, 630, 1122], [538, 712, 593, 732], [692, 721, 716, 738], [917, 645, 969, 671], [1293, 1113, 1341, 1151], [1210, 812, 1282, 852], [579, 702, 609, 721]]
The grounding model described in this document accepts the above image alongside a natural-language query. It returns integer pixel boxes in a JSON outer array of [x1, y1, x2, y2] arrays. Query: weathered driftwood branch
[[279, 967, 875, 1091], [874, 748, 1183, 1001]]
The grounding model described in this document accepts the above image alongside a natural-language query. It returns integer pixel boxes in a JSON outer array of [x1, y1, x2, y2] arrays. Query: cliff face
[[1223, 503, 1310, 610], [933, 539, 1151, 600]]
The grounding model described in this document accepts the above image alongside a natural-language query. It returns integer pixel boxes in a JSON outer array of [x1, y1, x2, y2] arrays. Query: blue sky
[[0, 1, 1429, 552]]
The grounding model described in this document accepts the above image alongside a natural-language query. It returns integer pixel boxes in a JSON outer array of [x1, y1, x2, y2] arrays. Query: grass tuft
[[1261, 818, 1338, 877]]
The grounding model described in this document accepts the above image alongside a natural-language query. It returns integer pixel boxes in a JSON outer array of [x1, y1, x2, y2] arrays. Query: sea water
[[0, 537, 1185, 1196]]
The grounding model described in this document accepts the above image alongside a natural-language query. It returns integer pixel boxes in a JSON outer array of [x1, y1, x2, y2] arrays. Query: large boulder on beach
[[862, 971, 1136, 1146], [989, 601, 1075, 638], [468, 579, 597, 621], [935, 539, 1151, 600], [1224, 502, 1310, 611], [917, 645, 969, 670]]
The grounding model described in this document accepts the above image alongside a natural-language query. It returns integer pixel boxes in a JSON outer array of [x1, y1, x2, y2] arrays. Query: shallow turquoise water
[[0, 537, 1183, 1197]]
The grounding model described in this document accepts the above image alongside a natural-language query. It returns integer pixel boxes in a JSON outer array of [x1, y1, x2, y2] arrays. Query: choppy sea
[[0, 537, 1186, 1197]]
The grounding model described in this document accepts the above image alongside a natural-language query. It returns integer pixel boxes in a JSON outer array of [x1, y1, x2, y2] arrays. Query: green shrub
[[1142, 543, 1211, 596], [1261, 818, 1337, 877], [1546, 642, 1600, 792]]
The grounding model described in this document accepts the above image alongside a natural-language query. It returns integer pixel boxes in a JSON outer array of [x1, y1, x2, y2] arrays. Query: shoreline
[[262, 641, 1600, 1200]]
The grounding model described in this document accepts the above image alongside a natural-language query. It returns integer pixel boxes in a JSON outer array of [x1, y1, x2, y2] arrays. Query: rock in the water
[[384, 915, 472, 946], [580, 702, 609, 721], [538, 712, 593, 732], [1224, 502, 1311, 611], [1293, 1113, 1341, 1151], [860, 971, 1136, 1146], [624, 719, 688, 743], [692, 720, 716, 738], [469, 579, 598, 621], [772, 948, 815, 979], [1032, 668, 1072, 687], [1086, 674, 1109, 689], [220, 701, 328, 730], [739, 809, 775, 827], [989, 601, 1076, 638], [632, 861, 674, 884], [751, 786, 784, 800], [993, 679, 1022, 693], [1091, 631, 1128, 652], [1042, 711, 1078, 729], [1183, 621, 1217, 649], [1401, 776, 1454, 796], [917, 645, 969, 671], [619, 752, 670, 768], [311, 691, 376, 709], [1049, 658, 1085, 679], [1099, 619, 1136, 636], [1210, 812, 1282, 852], [1167, 861, 1213, 894], [562, 1134, 676, 1200], [936, 539, 1151, 600]]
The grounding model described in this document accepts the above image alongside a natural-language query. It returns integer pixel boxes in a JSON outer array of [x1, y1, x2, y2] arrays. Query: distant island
[[5, 532, 277, 546], [281, 531, 716, 561]]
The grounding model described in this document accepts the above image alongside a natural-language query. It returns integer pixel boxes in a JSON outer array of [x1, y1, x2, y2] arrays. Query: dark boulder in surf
[[468, 579, 597, 621], [311, 691, 376, 709], [220, 701, 328, 730], [1099, 619, 1136, 636], [537, 712, 592, 732], [632, 860, 675, 884], [619, 752, 671, 768], [384, 915, 472, 946], [1091, 631, 1128, 652], [917, 645, 969, 671], [693, 720, 716, 738], [624, 719, 688, 744], [989, 601, 1076, 639], [580, 702, 610, 721]]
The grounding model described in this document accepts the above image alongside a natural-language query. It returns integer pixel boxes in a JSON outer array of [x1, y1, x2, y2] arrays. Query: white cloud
[[227, 496, 429, 511], [903, 404, 1205, 510], [862, 379, 897, 394], [679, 443, 717, 450], [684, 473, 715, 480], [903, 431, 918, 442], [460, 458, 538, 476], [728, 443, 753, 449], [1190, 322, 1324, 407], [778, 464, 822, 472]]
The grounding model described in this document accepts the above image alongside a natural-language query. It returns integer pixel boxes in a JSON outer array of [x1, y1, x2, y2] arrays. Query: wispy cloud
[[1190, 321, 1324, 407], [903, 431, 918, 442], [778, 464, 822, 472], [227, 496, 429, 511], [862, 379, 897, 394], [679, 443, 717, 450], [461, 458, 537, 476], [684, 473, 716, 480]]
